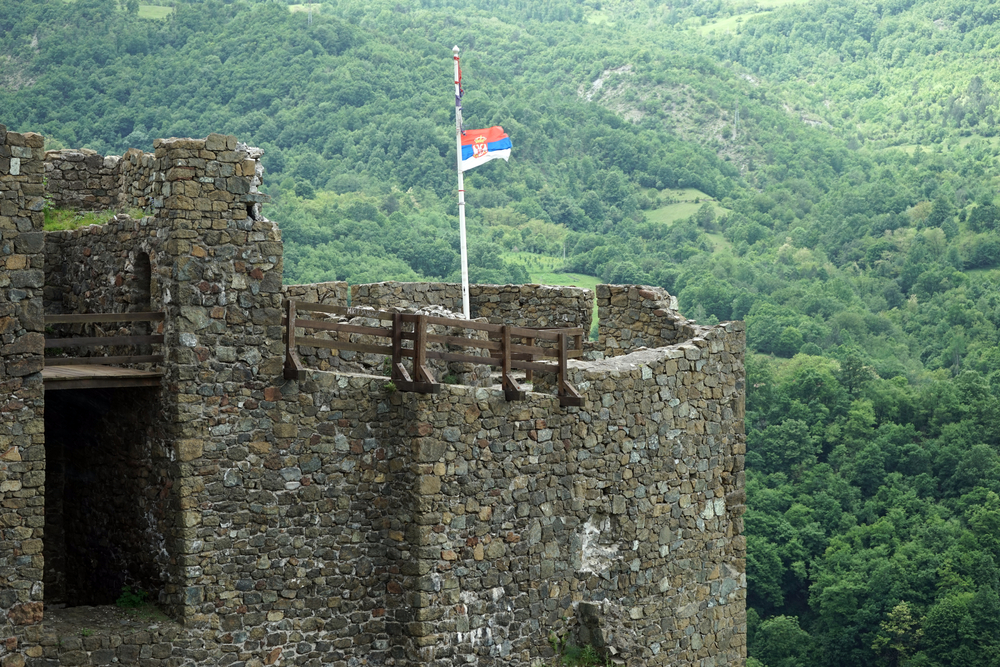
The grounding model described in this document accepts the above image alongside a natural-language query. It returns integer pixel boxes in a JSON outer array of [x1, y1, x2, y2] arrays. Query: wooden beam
[[421, 315, 503, 333], [290, 318, 391, 338], [510, 359, 560, 374], [524, 336, 534, 383], [425, 333, 502, 351], [501, 325, 525, 401], [284, 299, 306, 381], [394, 362, 413, 383], [44, 377, 164, 391], [292, 301, 396, 321], [45, 312, 164, 324], [45, 355, 163, 367], [46, 334, 164, 349], [282, 299, 588, 399], [413, 315, 436, 385], [391, 313, 404, 383], [557, 332, 583, 407], [559, 383, 584, 407], [394, 380, 441, 394]]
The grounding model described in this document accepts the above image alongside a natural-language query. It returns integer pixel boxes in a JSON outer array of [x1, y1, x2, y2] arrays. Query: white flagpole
[[453, 45, 471, 319]]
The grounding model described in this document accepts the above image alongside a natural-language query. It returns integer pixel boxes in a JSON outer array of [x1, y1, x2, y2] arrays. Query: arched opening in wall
[[43, 388, 172, 609], [131, 252, 152, 310]]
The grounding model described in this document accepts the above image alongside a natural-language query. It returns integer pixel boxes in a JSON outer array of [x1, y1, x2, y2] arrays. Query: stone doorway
[[43, 388, 172, 608]]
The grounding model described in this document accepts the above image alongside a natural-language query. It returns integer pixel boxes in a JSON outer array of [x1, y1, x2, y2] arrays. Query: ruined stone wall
[[597, 284, 701, 358], [394, 322, 747, 666], [0, 125, 46, 633], [353, 282, 593, 329], [43, 214, 164, 315], [43, 149, 121, 211], [182, 372, 422, 665]]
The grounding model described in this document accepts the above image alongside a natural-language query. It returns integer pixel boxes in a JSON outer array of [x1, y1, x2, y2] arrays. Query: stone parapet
[[115, 147, 159, 211], [42, 133, 269, 218], [283, 280, 348, 306], [353, 281, 593, 329], [596, 284, 708, 357]]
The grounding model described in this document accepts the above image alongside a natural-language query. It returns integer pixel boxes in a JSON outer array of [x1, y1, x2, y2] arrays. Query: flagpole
[[453, 45, 471, 319]]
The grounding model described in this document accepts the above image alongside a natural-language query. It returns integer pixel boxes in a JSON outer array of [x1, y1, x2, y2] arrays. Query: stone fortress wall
[[0, 130, 746, 667], [0, 126, 47, 637]]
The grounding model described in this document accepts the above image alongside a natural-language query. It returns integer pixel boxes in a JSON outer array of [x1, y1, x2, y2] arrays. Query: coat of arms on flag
[[460, 126, 512, 172], [472, 135, 489, 159]]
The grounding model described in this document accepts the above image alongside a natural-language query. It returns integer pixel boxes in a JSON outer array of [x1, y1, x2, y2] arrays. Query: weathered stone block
[[175, 439, 203, 462], [416, 475, 441, 495]]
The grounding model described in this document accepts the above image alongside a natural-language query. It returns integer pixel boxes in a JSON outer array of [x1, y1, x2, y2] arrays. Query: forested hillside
[[5, 0, 1000, 664]]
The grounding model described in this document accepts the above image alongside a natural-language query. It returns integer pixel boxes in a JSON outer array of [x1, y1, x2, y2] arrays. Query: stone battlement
[[0, 129, 746, 667]]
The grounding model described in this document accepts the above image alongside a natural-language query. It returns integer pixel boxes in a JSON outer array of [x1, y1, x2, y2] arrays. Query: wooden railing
[[44, 312, 165, 366], [283, 301, 584, 407]]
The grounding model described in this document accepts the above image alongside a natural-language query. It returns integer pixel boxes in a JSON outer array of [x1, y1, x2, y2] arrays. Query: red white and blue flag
[[460, 126, 512, 172]]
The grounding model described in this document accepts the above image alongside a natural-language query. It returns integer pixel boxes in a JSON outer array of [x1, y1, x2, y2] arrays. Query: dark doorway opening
[[44, 388, 171, 607], [130, 252, 152, 309]]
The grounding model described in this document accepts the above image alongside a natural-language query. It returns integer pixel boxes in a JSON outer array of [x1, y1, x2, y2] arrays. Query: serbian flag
[[460, 126, 512, 172]]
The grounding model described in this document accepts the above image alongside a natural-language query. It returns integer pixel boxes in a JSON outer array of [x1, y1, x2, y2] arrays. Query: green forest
[[5, 0, 1000, 663]]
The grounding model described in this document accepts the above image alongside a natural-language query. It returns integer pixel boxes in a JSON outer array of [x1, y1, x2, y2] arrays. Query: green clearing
[[44, 209, 116, 231], [502, 252, 600, 291], [503, 252, 563, 273], [696, 0, 813, 35], [289, 3, 322, 13], [704, 232, 732, 253], [889, 134, 1000, 155], [696, 13, 749, 35], [755, 0, 813, 8], [585, 10, 612, 25], [646, 201, 709, 224], [644, 187, 730, 225], [138, 4, 172, 19], [528, 270, 600, 293]]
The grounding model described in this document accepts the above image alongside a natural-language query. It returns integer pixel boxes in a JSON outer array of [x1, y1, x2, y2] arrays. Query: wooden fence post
[[414, 314, 434, 385], [391, 312, 411, 383], [501, 325, 525, 401], [557, 331, 583, 407], [284, 300, 305, 381]]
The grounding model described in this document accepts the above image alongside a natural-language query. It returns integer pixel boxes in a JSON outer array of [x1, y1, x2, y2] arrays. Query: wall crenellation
[[43, 133, 268, 218], [43, 149, 120, 211], [0, 131, 745, 667]]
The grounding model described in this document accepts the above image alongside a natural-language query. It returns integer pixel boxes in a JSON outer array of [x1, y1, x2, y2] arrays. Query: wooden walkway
[[43, 312, 165, 391], [42, 365, 163, 391]]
